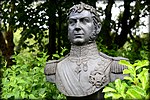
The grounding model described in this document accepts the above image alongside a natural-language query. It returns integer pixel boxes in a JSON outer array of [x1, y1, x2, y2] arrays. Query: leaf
[[123, 69, 131, 74], [40, 93, 46, 98], [112, 93, 122, 99], [39, 88, 46, 94], [131, 86, 146, 97], [115, 79, 121, 93], [124, 76, 133, 82], [2, 78, 9, 84], [137, 68, 149, 89], [104, 92, 114, 98], [6, 93, 13, 98], [102, 87, 117, 92], [14, 90, 20, 99], [146, 92, 150, 99], [17, 79, 27, 84], [21, 92, 25, 98], [135, 60, 149, 71], [143, 69, 149, 89], [126, 88, 142, 99], [119, 60, 132, 68], [32, 83, 37, 87], [124, 68, 135, 77], [29, 94, 37, 99], [120, 82, 128, 97], [108, 82, 115, 88], [133, 78, 139, 85], [57, 94, 65, 100], [60, 48, 67, 55], [52, 54, 60, 58]]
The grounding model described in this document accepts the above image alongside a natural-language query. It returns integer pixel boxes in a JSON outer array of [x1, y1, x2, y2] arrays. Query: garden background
[[0, 0, 149, 99]]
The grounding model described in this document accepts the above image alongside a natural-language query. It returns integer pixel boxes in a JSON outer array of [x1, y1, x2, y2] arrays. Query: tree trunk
[[58, 5, 62, 56], [7, 0, 15, 66], [114, 0, 140, 48], [114, 0, 131, 48], [100, 0, 114, 49], [47, 0, 56, 60], [0, 0, 15, 67], [0, 32, 8, 64]]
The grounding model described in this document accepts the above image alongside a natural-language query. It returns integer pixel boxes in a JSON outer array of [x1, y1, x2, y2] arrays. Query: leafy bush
[[97, 36, 149, 64], [52, 47, 68, 60], [1, 50, 65, 99], [103, 60, 149, 99]]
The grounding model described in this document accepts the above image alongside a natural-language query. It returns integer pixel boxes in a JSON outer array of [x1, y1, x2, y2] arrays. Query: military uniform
[[44, 43, 128, 99]]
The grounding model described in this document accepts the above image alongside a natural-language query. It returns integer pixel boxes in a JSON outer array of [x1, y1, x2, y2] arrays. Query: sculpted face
[[68, 10, 95, 46]]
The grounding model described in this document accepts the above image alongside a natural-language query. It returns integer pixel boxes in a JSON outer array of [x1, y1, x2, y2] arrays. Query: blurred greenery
[[0, 0, 149, 99], [1, 49, 66, 99], [103, 60, 149, 99]]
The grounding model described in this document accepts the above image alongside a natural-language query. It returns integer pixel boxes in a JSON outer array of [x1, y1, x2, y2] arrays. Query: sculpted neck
[[70, 42, 99, 57]]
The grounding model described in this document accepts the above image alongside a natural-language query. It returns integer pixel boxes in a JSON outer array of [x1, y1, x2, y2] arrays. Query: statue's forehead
[[69, 10, 92, 19]]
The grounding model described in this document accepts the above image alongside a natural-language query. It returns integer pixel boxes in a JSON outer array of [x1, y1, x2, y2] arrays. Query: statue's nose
[[75, 27, 81, 31], [75, 21, 81, 31]]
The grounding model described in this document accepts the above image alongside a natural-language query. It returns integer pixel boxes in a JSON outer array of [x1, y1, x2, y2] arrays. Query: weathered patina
[[44, 2, 128, 100]]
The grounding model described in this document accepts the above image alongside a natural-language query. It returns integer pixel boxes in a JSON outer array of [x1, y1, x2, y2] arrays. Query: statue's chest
[[67, 56, 112, 89]]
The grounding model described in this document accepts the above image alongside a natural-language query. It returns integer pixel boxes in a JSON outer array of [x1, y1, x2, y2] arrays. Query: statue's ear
[[96, 23, 101, 34]]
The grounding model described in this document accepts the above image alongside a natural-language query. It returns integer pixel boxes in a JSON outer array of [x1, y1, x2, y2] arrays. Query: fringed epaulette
[[44, 60, 59, 75], [99, 52, 128, 73], [110, 59, 128, 73], [44, 54, 69, 75]]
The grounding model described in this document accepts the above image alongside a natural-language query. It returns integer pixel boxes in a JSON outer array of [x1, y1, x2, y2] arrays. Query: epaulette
[[44, 60, 59, 75], [44, 54, 69, 75], [99, 52, 128, 60], [99, 52, 128, 73], [99, 52, 114, 60]]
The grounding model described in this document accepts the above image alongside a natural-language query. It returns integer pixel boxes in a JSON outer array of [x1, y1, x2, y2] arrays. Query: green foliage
[[52, 47, 68, 60], [118, 38, 149, 62], [1, 50, 66, 99], [97, 35, 149, 64], [103, 60, 149, 99]]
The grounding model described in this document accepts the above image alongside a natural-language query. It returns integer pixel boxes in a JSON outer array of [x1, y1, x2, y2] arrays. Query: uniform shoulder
[[44, 54, 69, 75], [99, 52, 128, 73], [99, 52, 128, 61], [44, 60, 58, 75], [99, 52, 113, 60]]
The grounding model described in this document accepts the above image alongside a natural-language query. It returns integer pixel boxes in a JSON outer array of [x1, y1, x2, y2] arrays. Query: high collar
[[69, 42, 99, 57]]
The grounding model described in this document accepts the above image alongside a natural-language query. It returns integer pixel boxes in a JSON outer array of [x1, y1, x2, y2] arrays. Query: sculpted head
[[68, 2, 101, 46]]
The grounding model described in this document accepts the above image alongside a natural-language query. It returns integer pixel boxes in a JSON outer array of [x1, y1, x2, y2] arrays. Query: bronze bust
[[44, 2, 128, 100]]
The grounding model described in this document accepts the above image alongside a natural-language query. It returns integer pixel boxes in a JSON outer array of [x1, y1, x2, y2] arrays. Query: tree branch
[[100, 0, 114, 48]]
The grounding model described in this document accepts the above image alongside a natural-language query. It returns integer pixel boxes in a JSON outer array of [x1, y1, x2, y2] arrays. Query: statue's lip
[[74, 34, 84, 38], [74, 33, 84, 35], [74, 32, 84, 35]]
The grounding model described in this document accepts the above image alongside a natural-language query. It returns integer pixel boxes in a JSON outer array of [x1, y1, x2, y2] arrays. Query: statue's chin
[[71, 38, 86, 46]]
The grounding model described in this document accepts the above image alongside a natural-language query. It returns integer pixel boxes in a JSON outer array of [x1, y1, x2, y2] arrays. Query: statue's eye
[[80, 18, 90, 24], [69, 19, 76, 25]]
